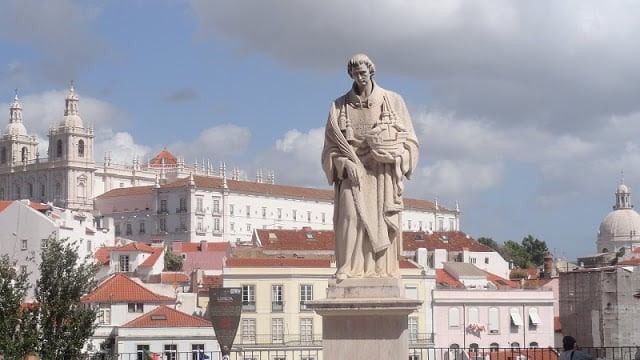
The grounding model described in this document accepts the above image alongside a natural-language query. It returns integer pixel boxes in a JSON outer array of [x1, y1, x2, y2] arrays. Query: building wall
[[433, 289, 555, 349], [115, 327, 218, 358]]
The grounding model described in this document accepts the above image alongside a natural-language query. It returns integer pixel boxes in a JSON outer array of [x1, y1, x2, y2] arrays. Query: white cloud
[[168, 124, 252, 162], [95, 131, 152, 165]]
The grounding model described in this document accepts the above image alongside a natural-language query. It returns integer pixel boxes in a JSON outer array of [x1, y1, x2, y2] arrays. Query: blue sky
[[3, 0, 640, 260]]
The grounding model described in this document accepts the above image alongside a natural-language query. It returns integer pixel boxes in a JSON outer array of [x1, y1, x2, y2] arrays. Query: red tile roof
[[95, 186, 154, 199], [160, 272, 190, 284], [121, 305, 211, 328], [618, 258, 640, 266], [94, 246, 116, 265], [225, 257, 333, 268], [202, 275, 223, 288], [256, 229, 334, 251], [81, 274, 175, 303], [149, 149, 178, 166], [140, 247, 164, 267], [172, 242, 230, 273], [485, 271, 520, 289], [403, 231, 494, 252], [435, 269, 464, 288], [117, 242, 155, 253], [0, 200, 50, 213]]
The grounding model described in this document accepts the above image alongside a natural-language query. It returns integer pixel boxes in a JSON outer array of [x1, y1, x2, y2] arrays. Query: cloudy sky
[[2, 0, 640, 260]]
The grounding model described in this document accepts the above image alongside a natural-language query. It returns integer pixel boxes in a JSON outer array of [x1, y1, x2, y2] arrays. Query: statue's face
[[351, 63, 371, 89]]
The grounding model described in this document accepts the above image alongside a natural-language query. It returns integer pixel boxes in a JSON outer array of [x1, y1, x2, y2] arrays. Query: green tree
[[0, 254, 33, 358], [521, 235, 549, 266], [164, 249, 183, 271], [502, 240, 531, 268], [35, 237, 100, 359], [477, 237, 501, 252]]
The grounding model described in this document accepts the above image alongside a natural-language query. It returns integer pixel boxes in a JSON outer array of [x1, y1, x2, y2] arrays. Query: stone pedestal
[[307, 277, 421, 360]]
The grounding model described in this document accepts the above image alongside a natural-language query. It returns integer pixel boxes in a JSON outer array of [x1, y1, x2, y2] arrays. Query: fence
[[10, 347, 640, 360]]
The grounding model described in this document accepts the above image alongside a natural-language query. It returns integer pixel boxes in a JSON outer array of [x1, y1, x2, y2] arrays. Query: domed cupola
[[4, 91, 28, 137], [59, 82, 84, 128], [597, 177, 640, 253]]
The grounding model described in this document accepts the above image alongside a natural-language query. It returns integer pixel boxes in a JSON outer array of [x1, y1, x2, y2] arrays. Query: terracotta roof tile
[[118, 242, 155, 253], [435, 269, 464, 288], [618, 258, 640, 265], [225, 257, 332, 268], [122, 305, 211, 328], [95, 186, 154, 199], [202, 275, 223, 288], [485, 271, 521, 289], [81, 274, 175, 303], [149, 149, 178, 166], [160, 272, 190, 284], [403, 231, 494, 252], [94, 246, 116, 265], [256, 229, 334, 251], [0, 200, 50, 213], [140, 247, 164, 267]]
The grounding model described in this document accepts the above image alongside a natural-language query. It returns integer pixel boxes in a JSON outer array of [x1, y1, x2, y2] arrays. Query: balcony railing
[[242, 301, 256, 312], [272, 301, 284, 312], [236, 333, 322, 346]]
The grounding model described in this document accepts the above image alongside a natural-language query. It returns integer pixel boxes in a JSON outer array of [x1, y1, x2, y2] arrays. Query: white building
[[94, 175, 461, 246], [597, 180, 640, 253], [0, 199, 114, 299]]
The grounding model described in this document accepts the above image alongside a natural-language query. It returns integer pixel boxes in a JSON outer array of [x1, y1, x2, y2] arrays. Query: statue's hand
[[344, 161, 360, 186], [371, 148, 396, 163]]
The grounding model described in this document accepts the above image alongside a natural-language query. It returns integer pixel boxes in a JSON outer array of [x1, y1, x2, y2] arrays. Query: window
[[196, 197, 204, 213], [21, 239, 27, 250], [197, 218, 204, 233], [119, 255, 130, 272], [448, 307, 460, 328], [272, 285, 283, 312], [40, 184, 45, 197], [21, 146, 27, 162], [230, 222, 235, 232], [419, 220, 423, 231], [191, 344, 205, 360], [27, 183, 33, 198], [160, 199, 168, 213], [485, 257, 489, 264], [20, 265, 27, 275], [405, 285, 418, 300], [41, 238, 48, 248], [490, 343, 499, 351], [180, 197, 188, 212], [510, 307, 523, 327], [246, 205, 251, 217], [438, 218, 444, 231], [408, 219, 412, 229], [241, 318, 256, 344], [159, 218, 167, 232], [292, 209, 297, 220], [136, 345, 149, 360], [470, 257, 477, 264], [229, 204, 234, 216], [409, 356, 421, 360], [139, 221, 146, 234], [86, 239, 92, 253], [529, 342, 539, 349], [528, 308, 541, 326], [126, 223, 133, 235], [242, 285, 256, 311], [449, 218, 455, 231], [78, 140, 85, 157], [246, 223, 251, 232], [0, 147, 5, 163], [300, 318, 313, 342], [300, 284, 313, 311], [469, 344, 479, 353], [164, 344, 177, 360], [468, 307, 479, 324], [55, 182, 61, 199], [115, 223, 121, 236], [272, 318, 284, 343], [213, 198, 220, 214], [488, 308, 500, 334], [307, 211, 311, 222], [98, 304, 111, 324], [408, 317, 418, 343], [262, 207, 267, 218], [213, 217, 220, 232], [511, 342, 520, 349], [128, 303, 143, 313], [56, 139, 63, 158], [321, 212, 326, 224], [277, 208, 282, 220]]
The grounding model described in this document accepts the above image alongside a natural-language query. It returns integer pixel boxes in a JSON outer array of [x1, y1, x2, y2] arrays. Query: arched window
[[529, 342, 539, 349], [56, 140, 63, 158], [511, 342, 520, 349], [27, 183, 33, 198], [468, 307, 479, 324], [1, 147, 6, 164], [21, 147, 27, 162], [78, 139, 85, 157], [449, 344, 460, 350], [488, 307, 499, 334], [15, 185, 21, 199], [469, 343, 479, 352], [490, 343, 499, 352]]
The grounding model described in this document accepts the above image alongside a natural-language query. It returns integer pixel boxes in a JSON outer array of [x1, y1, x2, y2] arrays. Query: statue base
[[307, 277, 421, 359]]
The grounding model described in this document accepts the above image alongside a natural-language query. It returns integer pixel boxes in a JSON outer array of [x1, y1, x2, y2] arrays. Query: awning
[[510, 310, 523, 326], [529, 309, 541, 325]]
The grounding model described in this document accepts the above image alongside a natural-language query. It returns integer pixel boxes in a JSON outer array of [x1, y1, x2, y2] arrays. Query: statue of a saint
[[322, 54, 419, 279]]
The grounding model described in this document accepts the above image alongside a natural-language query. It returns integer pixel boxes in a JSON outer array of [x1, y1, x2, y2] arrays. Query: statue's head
[[347, 54, 375, 79]]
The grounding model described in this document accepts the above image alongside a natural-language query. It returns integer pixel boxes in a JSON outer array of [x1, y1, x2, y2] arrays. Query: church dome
[[60, 114, 83, 128], [617, 183, 630, 194], [59, 83, 84, 128], [598, 209, 640, 239], [4, 122, 28, 136]]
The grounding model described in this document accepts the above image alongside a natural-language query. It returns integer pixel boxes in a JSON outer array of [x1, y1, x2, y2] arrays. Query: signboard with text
[[209, 288, 242, 355]]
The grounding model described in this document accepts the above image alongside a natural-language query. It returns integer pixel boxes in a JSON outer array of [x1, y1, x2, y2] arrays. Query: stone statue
[[321, 54, 419, 279]]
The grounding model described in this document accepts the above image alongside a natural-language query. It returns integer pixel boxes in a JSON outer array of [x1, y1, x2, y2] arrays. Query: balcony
[[157, 209, 169, 215], [271, 301, 284, 312], [242, 301, 256, 312], [176, 207, 188, 214]]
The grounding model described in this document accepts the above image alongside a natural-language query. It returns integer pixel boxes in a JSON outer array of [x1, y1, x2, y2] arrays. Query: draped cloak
[[321, 82, 419, 278]]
